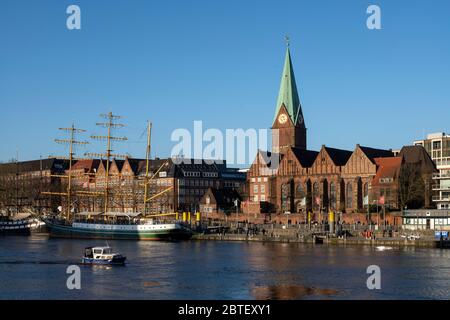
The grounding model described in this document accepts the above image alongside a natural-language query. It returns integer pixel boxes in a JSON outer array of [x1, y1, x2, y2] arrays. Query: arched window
[[363, 182, 369, 207], [330, 182, 336, 210], [346, 182, 353, 209], [313, 182, 320, 210], [296, 183, 305, 199]]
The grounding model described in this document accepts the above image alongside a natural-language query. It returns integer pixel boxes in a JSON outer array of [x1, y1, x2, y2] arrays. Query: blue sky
[[1, 0, 450, 166]]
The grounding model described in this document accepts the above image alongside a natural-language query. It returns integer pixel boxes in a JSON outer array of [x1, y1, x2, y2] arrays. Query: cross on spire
[[285, 35, 290, 47]]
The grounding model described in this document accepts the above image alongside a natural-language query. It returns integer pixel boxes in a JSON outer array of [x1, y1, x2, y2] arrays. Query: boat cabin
[[84, 246, 114, 259]]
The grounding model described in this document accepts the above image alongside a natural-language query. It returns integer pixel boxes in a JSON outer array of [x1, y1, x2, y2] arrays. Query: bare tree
[[399, 163, 425, 209]]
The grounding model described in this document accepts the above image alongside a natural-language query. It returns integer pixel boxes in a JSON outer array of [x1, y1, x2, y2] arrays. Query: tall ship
[[42, 113, 192, 240]]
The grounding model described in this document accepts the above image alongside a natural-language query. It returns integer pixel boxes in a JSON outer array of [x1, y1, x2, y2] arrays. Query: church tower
[[272, 44, 307, 154]]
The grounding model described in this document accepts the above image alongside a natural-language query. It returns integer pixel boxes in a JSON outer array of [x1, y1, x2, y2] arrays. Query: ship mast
[[87, 112, 127, 213], [42, 124, 88, 220], [140, 121, 173, 217], [144, 121, 152, 215], [15, 150, 19, 216]]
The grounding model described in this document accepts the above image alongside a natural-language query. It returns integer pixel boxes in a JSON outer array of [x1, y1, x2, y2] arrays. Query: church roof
[[323, 146, 353, 166], [273, 47, 304, 126], [291, 147, 319, 167], [359, 145, 394, 163]]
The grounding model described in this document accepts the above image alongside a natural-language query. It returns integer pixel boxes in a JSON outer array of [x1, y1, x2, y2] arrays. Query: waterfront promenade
[[192, 222, 445, 248]]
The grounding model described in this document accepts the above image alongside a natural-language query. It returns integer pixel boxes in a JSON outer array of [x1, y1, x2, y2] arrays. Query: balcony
[[432, 172, 450, 179], [433, 195, 450, 202], [432, 184, 450, 191]]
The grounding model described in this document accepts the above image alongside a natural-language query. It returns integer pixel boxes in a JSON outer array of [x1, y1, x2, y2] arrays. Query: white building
[[414, 132, 450, 209]]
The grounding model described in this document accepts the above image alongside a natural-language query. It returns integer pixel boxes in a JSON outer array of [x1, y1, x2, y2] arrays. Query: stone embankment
[[191, 226, 446, 248]]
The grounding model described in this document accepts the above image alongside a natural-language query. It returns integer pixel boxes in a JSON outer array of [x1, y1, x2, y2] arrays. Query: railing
[[435, 158, 450, 167], [433, 172, 450, 179], [433, 195, 450, 202], [432, 185, 450, 191]]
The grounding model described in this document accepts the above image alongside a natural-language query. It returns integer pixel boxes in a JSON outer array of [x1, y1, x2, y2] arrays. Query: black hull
[[0, 218, 45, 236], [0, 228, 32, 236]]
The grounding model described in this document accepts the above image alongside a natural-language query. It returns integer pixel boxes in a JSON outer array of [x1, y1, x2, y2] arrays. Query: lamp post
[[367, 182, 371, 230], [374, 200, 379, 229]]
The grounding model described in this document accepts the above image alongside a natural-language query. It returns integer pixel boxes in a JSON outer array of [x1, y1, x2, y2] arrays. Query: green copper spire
[[273, 46, 304, 126]]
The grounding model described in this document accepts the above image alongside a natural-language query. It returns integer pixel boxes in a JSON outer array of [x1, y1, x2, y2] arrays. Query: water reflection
[[252, 284, 339, 300]]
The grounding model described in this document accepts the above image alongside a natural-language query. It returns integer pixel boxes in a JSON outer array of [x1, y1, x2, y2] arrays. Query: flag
[[379, 196, 385, 205]]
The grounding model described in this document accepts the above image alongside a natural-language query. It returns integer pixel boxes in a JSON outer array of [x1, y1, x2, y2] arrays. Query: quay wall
[[191, 233, 446, 248]]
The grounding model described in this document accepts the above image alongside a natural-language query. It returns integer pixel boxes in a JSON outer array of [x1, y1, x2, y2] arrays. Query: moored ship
[[43, 212, 192, 240], [0, 213, 45, 235], [41, 114, 193, 241]]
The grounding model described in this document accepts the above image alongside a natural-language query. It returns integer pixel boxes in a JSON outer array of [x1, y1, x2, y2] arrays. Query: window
[[330, 182, 336, 210], [346, 183, 353, 209], [263, 177, 268, 182], [257, 177, 262, 182], [253, 195, 259, 202], [251, 178, 255, 182], [253, 185, 259, 193], [261, 195, 266, 202], [380, 178, 393, 184], [296, 183, 305, 198], [433, 141, 442, 149], [260, 185, 265, 193], [313, 182, 319, 210]]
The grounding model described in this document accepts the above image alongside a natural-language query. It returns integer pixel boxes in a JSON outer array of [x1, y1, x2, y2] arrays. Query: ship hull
[[0, 218, 45, 235], [43, 219, 192, 241], [81, 257, 126, 265]]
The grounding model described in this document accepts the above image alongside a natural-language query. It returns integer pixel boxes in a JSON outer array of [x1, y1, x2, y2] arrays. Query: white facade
[[414, 132, 450, 209]]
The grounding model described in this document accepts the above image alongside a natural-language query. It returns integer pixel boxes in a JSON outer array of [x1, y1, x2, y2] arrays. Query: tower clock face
[[278, 113, 288, 124]]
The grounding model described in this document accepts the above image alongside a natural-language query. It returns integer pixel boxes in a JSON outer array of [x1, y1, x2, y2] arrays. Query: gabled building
[[246, 150, 280, 214], [199, 187, 242, 219]]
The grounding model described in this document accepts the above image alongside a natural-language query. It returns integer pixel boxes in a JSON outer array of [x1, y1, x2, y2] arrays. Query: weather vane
[[285, 35, 290, 47]]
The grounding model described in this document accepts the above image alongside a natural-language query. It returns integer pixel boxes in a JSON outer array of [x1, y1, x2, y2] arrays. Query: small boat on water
[[81, 246, 126, 265], [375, 246, 393, 251]]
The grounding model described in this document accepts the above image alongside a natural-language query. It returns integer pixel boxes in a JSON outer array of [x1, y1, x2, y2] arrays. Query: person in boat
[[84, 247, 94, 258]]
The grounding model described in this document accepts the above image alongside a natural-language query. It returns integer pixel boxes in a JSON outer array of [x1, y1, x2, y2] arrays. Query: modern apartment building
[[414, 132, 450, 209]]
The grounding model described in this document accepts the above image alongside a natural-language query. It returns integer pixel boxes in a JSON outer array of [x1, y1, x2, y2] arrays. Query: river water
[[1, 234, 450, 300]]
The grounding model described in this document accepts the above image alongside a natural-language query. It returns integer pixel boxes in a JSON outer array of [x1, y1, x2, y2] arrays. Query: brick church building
[[245, 45, 436, 224]]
